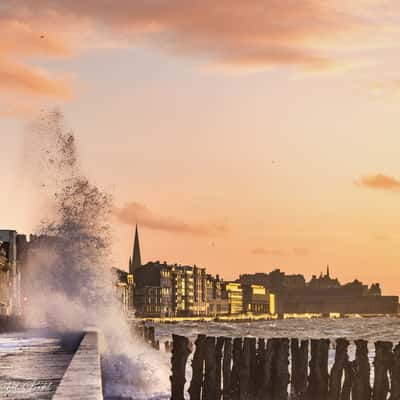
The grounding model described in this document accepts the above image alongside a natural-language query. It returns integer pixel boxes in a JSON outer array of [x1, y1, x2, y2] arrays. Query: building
[[222, 282, 243, 315], [193, 266, 207, 316], [238, 269, 306, 291], [206, 274, 229, 316], [0, 230, 21, 316], [242, 284, 269, 314], [134, 261, 173, 317], [111, 267, 131, 313]]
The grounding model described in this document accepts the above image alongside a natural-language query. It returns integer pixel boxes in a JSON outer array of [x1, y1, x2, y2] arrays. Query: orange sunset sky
[[1, 1, 400, 294]]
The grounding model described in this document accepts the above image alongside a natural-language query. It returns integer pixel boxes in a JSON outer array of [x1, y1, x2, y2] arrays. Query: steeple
[[130, 225, 142, 274], [326, 264, 330, 278]]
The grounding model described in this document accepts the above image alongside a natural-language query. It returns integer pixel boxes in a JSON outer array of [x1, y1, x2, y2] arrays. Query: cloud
[[0, 60, 71, 97], [2, 0, 400, 114], [3, 0, 400, 73], [251, 248, 284, 256], [114, 202, 228, 236], [357, 174, 400, 192]]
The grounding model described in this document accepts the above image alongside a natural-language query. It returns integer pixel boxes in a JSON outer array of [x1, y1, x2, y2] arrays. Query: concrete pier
[[53, 331, 103, 400]]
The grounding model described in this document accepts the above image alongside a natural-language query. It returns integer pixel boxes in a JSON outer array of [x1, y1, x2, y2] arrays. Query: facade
[[193, 266, 207, 316], [134, 262, 173, 317], [206, 274, 229, 316], [0, 230, 21, 316], [112, 267, 132, 312], [242, 284, 269, 314], [222, 282, 243, 315]]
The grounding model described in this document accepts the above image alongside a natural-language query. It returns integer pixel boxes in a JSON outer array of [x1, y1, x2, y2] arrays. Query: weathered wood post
[[216, 337, 225, 400], [341, 361, 355, 400], [372, 341, 393, 400], [260, 338, 277, 399], [170, 334, 192, 400], [145, 325, 151, 342], [240, 338, 252, 400], [231, 338, 242, 400], [291, 339, 308, 400], [328, 338, 349, 400], [249, 338, 257, 399], [390, 342, 400, 400], [353, 339, 371, 400], [255, 338, 266, 400], [189, 334, 206, 400], [204, 337, 217, 400], [148, 326, 156, 346], [223, 338, 233, 400], [307, 339, 330, 400], [273, 338, 289, 400]]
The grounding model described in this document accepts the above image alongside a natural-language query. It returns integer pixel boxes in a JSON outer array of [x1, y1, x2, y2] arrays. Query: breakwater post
[[168, 334, 400, 400]]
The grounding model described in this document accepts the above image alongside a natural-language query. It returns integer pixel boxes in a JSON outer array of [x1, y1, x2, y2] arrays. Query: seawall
[[53, 331, 103, 400]]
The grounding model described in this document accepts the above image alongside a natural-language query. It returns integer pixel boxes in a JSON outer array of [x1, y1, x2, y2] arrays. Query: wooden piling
[[170, 334, 192, 400], [260, 338, 276, 400], [307, 339, 330, 400], [291, 339, 308, 400], [341, 360, 356, 400], [255, 338, 266, 400], [372, 341, 393, 400], [273, 338, 289, 400], [223, 338, 233, 400], [204, 337, 217, 400], [390, 342, 400, 400], [189, 334, 206, 400], [328, 338, 349, 400], [353, 339, 371, 400], [216, 337, 225, 400], [231, 338, 242, 400], [240, 338, 252, 400], [148, 326, 156, 346]]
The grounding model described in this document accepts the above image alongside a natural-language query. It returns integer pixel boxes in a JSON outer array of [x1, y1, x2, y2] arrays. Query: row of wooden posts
[[170, 334, 400, 400], [132, 323, 174, 352]]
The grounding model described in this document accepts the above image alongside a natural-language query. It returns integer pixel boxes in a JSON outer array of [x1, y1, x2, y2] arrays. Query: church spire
[[326, 264, 330, 278], [130, 225, 142, 274]]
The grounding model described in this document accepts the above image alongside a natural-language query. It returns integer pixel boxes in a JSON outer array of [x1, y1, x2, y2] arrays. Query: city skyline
[[2, 1, 400, 295]]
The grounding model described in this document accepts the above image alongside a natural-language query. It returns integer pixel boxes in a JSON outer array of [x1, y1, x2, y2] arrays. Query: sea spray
[[23, 109, 171, 399]]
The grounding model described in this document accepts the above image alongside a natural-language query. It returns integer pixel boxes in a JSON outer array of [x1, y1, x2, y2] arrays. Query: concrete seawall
[[53, 331, 103, 400]]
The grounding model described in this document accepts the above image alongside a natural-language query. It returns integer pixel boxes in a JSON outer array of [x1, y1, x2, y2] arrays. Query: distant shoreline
[[132, 312, 400, 324]]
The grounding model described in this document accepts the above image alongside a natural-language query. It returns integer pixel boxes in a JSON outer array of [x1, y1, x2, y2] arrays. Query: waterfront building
[[193, 266, 207, 316], [206, 274, 229, 316], [134, 261, 174, 317], [242, 284, 269, 314], [111, 267, 132, 312], [222, 282, 243, 314], [0, 230, 21, 316]]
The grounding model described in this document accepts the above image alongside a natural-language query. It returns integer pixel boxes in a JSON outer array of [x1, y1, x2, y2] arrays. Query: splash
[[23, 109, 113, 329], [22, 109, 171, 399]]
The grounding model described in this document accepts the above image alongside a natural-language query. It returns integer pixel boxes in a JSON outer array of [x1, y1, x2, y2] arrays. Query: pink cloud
[[114, 202, 229, 236]]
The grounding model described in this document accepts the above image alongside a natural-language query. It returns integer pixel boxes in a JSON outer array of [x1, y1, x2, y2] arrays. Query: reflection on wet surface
[[0, 330, 82, 399]]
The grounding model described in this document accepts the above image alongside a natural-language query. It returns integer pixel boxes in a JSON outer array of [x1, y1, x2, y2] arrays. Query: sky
[[2, 1, 400, 294]]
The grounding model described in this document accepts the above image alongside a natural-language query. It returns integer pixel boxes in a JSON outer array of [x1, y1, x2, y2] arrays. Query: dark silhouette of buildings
[[110, 227, 399, 317], [238, 267, 398, 315]]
